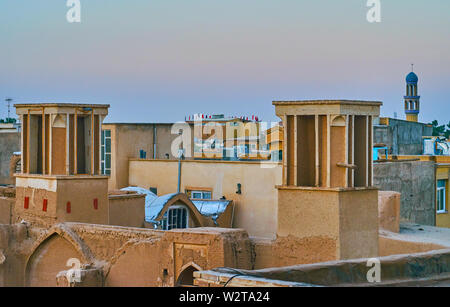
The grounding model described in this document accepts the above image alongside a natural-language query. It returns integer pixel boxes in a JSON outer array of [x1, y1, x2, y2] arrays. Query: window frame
[[437, 180, 447, 214], [187, 190, 212, 200], [161, 205, 189, 230], [101, 129, 112, 175]]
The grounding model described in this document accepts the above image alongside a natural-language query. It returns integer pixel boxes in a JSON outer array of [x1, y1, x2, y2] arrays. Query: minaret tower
[[404, 65, 420, 122]]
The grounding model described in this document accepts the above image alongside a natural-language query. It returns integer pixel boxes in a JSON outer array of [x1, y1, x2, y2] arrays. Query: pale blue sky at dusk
[[1, 0, 449, 124]]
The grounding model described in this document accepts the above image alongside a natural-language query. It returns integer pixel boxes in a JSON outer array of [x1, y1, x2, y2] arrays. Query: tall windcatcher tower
[[404, 66, 420, 122], [273, 99, 382, 260], [14, 103, 110, 227]]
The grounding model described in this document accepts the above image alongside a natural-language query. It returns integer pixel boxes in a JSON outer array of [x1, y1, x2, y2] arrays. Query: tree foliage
[[430, 120, 450, 138]]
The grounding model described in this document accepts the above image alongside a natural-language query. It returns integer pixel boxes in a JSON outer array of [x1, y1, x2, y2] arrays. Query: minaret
[[404, 65, 420, 122]]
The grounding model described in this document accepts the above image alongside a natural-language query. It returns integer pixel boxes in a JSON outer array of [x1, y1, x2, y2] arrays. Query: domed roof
[[406, 72, 418, 83]]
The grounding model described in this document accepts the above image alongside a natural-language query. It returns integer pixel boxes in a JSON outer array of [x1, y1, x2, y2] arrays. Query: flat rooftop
[[272, 99, 383, 106], [381, 222, 450, 248], [14, 103, 110, 108]]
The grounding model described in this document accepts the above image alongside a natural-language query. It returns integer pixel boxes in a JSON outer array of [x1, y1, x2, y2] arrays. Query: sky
[[1, 0, 449, 125]]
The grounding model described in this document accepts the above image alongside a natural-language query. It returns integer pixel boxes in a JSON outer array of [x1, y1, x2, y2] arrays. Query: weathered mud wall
[[0, 223, 253, 287]]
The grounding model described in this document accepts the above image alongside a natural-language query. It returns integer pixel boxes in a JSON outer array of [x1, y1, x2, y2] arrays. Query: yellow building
[[186, 114, 268, 160], [391, 155, 450, 228], [263, 122, 283, 161]]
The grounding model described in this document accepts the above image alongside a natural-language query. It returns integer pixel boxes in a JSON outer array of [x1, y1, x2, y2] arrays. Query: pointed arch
[[24, 224, 94, 286], [176, 262, 203, 286]]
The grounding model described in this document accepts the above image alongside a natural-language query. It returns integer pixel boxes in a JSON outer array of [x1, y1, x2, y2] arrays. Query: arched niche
[[25, 233, 83, 287]]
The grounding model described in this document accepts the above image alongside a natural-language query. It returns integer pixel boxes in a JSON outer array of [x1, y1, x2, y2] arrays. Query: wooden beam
[[315, 115, 319, 187], [74, 109, 78, 175], [293, 115, 298, 186], [326, 115, 331, 188], [91, 109, 94, 175], [27, 110, 30, 174]]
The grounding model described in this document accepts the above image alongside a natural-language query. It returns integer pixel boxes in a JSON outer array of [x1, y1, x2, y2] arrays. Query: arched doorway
[[176, 265, 199, 287]]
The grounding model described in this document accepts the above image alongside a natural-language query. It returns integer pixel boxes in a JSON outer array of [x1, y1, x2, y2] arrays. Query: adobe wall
[[195, 248, 450, 287], [338, 189, 379, 259], [0, 198, 14, 225], [373, 161, 436, 225], [108, 192, 145, 228], [277, 188, 339, 260], [378, 191, 401, 233], [129, 159, 282, 239], [14, 176, 109, 227], [0, 223, 253, 287], [0, 187, 15, 224], [276, 187, 378, 261], [0, 132, 20, 185]]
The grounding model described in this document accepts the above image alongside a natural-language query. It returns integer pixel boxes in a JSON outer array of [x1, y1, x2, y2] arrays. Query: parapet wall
[[195, 248, 450, 287]]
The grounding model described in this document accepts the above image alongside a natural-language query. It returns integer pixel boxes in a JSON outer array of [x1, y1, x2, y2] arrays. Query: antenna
[[5, 98, 13, 120]]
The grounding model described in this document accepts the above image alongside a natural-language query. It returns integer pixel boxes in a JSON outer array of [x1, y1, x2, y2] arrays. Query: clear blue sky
[[1, 0, 449, 124]]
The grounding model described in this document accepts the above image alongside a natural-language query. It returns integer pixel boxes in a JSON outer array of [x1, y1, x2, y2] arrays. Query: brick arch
[[24, 224, 93, 286]]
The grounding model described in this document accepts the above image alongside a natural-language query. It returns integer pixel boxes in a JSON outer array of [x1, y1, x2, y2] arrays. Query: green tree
[[430, 120, 450, 138]]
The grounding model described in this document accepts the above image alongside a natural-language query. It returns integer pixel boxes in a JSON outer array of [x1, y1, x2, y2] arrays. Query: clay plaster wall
[[378, 191, 401, 233], [108, 193, 145, 228], [14, 176, 109, 227], [1, 220, 449, 286], [0, 223, 253, 287], [378, 236, 447, 257], [195, 248, 450, 287], [276, 187, 378, 261], [0, 187, 15, 224], [0, 197, 14, 225], [0, 132, 20, 185]]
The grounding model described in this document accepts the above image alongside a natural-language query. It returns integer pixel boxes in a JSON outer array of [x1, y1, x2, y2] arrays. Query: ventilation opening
[[176, 266, 199, 287]]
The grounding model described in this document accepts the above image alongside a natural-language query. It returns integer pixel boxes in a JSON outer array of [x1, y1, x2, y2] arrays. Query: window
[[186, 190, 212, 200], [437, 180, 447, 213], [161, 205, 188, 230], [101, 130, 111, 175]]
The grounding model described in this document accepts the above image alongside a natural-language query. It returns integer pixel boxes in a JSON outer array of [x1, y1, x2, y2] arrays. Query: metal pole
[[177, 157, 181, 193], [177, 131, 184, 194]]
